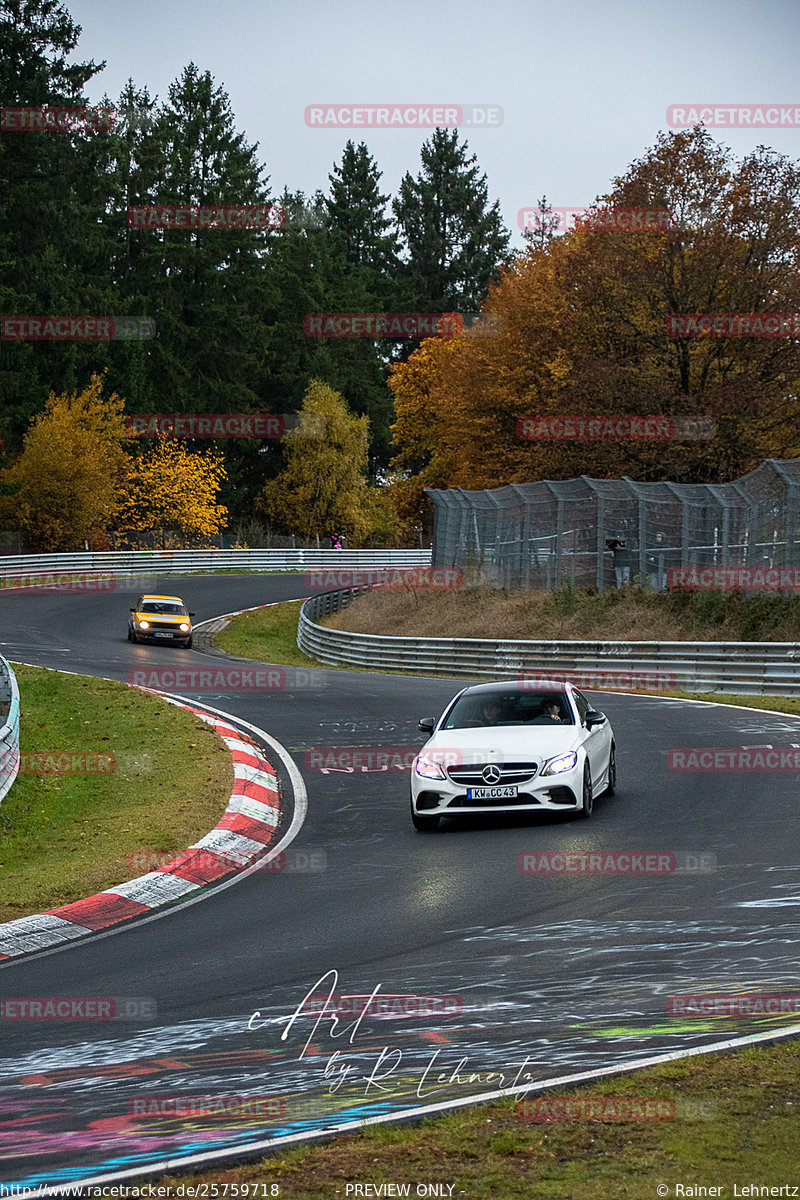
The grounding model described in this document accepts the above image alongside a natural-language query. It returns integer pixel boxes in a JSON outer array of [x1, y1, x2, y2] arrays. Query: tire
[[411, 799, 440, 831], [578, 763, 593, 819], [604, 744, 616, 796], [127, 627, 132, 642], [130, 629, 138, 644], [184, 636, 193, 648]]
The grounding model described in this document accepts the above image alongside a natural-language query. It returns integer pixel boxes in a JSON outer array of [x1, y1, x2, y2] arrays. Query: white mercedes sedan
[[410, 680, 616, 831]]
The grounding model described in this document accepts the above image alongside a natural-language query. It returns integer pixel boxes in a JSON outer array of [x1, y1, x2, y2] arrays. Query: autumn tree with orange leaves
[[389, 128, 800, 517]]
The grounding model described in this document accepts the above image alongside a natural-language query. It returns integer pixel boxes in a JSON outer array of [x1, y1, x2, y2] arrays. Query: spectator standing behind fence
[[647, 531, 667, 590], [606, 537, 630, 588], [329, 529, 345, 549]]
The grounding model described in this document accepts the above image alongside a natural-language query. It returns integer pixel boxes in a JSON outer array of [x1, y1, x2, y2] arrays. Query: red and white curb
[[0, 697, 281, 960]]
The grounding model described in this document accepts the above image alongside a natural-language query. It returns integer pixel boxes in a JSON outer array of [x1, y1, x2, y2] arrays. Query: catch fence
[[426, 459, 800, 590]]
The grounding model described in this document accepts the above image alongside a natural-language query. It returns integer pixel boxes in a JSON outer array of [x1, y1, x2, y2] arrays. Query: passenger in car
[[527, 699, 565, 724]]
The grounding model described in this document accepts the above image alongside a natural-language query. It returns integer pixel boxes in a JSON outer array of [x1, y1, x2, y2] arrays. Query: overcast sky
[[65, 0, 800, 246]]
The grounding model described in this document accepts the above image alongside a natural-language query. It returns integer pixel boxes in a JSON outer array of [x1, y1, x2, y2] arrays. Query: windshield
[[443, 690, 574, 729], [140, 602, 187, 615]]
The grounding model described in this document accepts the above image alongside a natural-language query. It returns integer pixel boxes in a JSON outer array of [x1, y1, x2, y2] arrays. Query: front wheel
[[184, 636, 193, 648], [411, 799, 440, 832], [604, 744, 616, 796], [578, 763, 593, 819]]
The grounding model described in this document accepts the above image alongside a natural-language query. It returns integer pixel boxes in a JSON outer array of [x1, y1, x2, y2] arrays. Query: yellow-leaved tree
[[114, 438, 228, 548], [258, 380, 397, 545], [1, 373, 130, 550]]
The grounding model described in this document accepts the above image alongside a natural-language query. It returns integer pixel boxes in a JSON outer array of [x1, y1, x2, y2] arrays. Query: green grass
[[215, 599, 331, 668], [140, 1037, 800, 1198], [0, 664, 233, 922]]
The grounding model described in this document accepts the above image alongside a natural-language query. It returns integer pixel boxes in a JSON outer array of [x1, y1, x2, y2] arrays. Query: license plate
[[466, 785, 518, 800], [154, 631, 173, 638]]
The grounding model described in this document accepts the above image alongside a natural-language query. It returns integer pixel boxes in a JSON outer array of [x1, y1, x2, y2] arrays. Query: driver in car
[[479, 699, 503, 725]]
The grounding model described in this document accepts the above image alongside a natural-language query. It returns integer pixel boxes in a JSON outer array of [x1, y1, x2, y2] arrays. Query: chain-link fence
[[426, 459, 800, 590]]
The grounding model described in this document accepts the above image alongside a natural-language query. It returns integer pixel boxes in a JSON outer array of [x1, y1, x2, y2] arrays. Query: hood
[[422, 724, 580, 762]]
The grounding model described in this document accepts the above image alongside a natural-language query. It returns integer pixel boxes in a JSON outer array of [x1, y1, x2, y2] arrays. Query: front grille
[[146, 620, 183, 631], [447, 762, 538, 786]]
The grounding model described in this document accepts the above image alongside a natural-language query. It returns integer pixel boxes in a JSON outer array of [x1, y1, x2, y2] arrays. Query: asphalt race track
[[1, 574, 800, 1190]]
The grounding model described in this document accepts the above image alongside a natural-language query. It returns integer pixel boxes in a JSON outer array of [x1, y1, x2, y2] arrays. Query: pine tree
[[392, 128, 511, 313], [325, 140, 398, 278], [0, 0, 108, 444]]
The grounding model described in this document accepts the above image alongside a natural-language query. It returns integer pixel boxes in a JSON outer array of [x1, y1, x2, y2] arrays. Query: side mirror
[[585, 710, 607, 729], [418, 717, 435, 735], [189, 612, 196, 618], [130, 608, 136, 613]]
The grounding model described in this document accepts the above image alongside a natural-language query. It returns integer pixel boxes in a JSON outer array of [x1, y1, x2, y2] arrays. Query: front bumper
[[132, 624, 191, 643], [410, 768, 582, 817]]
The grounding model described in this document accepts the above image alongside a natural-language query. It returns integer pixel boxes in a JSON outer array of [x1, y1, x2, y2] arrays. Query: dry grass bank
[[324, 584, 800, 643]]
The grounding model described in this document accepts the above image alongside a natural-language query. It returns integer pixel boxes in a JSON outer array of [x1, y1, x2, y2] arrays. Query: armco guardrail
[[0, 548, 431, 581], [298, 588, 800, 696], [0, 655, 20, 805]]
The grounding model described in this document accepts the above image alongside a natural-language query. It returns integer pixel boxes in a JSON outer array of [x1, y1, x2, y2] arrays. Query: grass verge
[[215, 599, 332, 669], [0, 664, 233, 923], [138, 1037, 800, 1198]]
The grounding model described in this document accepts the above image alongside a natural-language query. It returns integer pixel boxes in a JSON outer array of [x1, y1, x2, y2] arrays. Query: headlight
[[415, 753, 447, 780], [179, 622, 190, 632], [138, 619, 150, 630], [541, 751, 578, 776]]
